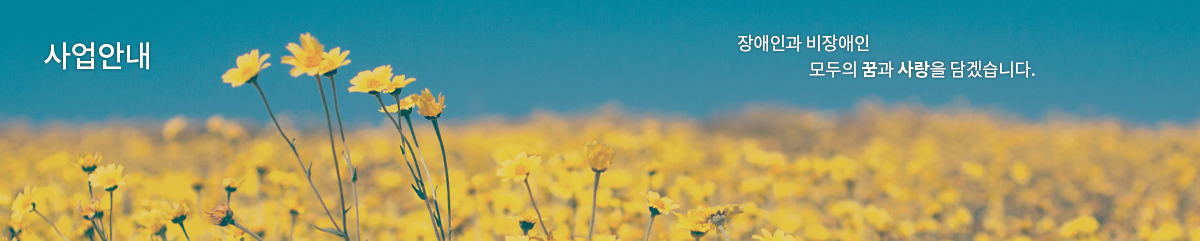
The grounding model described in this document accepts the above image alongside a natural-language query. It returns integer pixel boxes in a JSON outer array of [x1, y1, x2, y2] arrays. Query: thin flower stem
[[325, 74, 362, 241], [109, 191, 114, 241], [227, 191, 232, 208], [643, 214, 657, 241], [314, 75, 350, 241], [290, 214, 297, 241], [178, 223, 191, 241], [232, 220, 265, 241], [397, 95, 420, 148], [88, 181, 94, 199], [375, 95, 445, 241], [401, 111, 442, 237], [430, 118, 452, 241], [90, 219, 107, 241], [34, 209, 71, 241], [395, 113, 446, 240], [716, 225, 732, 241], [97, 218, 107, 240], [376, 96, 431, 189], [251, 81, 342, 230], [588, 171, 602, 241], [523, 178, 552, 238], [349, 162, 362, 241]]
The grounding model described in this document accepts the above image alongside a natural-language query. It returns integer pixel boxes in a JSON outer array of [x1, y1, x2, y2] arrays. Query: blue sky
[[1, 0, 1197, 125]]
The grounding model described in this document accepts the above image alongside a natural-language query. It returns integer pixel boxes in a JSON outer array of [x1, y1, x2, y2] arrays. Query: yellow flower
[[10, 186, 37, 216], [221, 49, 271, 87], [711, 204, 744, 224], [379, 95, 417, 113], [223, 178, 245, 192], [205, 204, 233, 226], [319, 47, 351, 76], [133, 210, 167, 235], [169, 203, 189, 224], [415, 88, 446, 119], [348, 65, 396, 94], [586, 141, 615, 172], [281, 33, 326, 77], [675, 207, 714, 239], [496, 152, 541, 182], [89, 164, 126, 192], [644, 191, 679, 216], [7, 218, 22, 233], [753, 228, 797, 241], [1060, 215, 1099, 238], [78, 152, 101, 174], [77, 199, 106, 220], [509, 214, 546, 234], [386, 74, 416, 96]]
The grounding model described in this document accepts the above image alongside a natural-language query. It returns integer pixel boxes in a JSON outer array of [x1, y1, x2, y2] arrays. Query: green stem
[[290, 214, 297, 241], [643, 214, 656, 241], [313, 75, 350, 240], [396, 95, 420, 147], [431, 119, 452, 241], [232, 220, 265, 241], [178, 223, 191, 241], [250, 81, 341, 230], [523, 178, 552, 238], [588, 171, 602, 241], [91, 219, 107, 241], [326, 74, 361, 241], [34, 209, 71, 241], [375, 95, 444, 241], [227, 191, 232, 208], [109, 192, 114, 241]]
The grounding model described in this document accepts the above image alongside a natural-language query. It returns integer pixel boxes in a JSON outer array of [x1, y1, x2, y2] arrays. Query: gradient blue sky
[[2, 1, 1197, 125]]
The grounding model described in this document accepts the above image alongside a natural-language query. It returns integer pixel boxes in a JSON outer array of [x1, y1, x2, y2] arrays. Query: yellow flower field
[[5, 33, 1200, 241], [5, 103, 1200, 241]]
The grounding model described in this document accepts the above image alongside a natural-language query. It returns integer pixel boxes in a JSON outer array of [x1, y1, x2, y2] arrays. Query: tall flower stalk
[[497, 152, 551, 238], [353, 66, 447, 240], [312, 74, 350, 239], [13, 187, 71, 241], [319, 44, 358, 240], [88, 164, 125, 241], [322, 71, 362, 241], [585, 141, 615, 240], [415, 88, 453, 240], [224, 48, 343, 235], [642, 191, 678, 241], [279, 33, 354, 240]]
